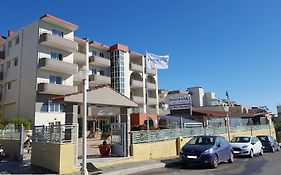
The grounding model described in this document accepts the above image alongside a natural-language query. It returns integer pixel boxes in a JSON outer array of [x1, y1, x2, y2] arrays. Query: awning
[[52, 85, 138, 107]]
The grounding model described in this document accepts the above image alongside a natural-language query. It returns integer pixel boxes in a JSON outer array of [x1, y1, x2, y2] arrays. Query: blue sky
[[1, 0, 280, 112]]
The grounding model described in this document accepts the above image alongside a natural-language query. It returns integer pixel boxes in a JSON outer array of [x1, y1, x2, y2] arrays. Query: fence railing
[[131, 124, 271, 144], [0, 129, 21, 140], [33, 124, 77, 144]]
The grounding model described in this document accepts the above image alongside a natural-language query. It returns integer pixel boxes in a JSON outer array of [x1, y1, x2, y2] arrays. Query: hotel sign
[[168, 95, 191, 110]]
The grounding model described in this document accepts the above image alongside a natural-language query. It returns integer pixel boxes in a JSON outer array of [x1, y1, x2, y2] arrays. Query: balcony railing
[[38, 58, 78, 75], [147, 82, 156, 90], [147, 97, 157, 105], [130, 63, 143, 72], [146, 68, 156, 76], [39, 33, 78, 52], [37, 83, 77, 95], [89, 74, 111, 85], [89, 55, 110, 68], [73, 52, 86, 64], [131, 96, 144, 104], [131, 79, 143, 88]]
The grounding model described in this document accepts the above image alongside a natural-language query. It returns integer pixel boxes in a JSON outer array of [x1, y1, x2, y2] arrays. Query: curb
[[103, 162, 166, 175]]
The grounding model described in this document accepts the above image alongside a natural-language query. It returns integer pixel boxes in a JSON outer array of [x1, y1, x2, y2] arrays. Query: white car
[[230, 136, 263, 158]]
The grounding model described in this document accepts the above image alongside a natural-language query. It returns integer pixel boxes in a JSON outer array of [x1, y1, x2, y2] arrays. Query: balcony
[[146, 68, 156, 76], [73, 52, 86, 64], [130, 63, 143, 73], [37, 83, 77, 95], [131, 79, 143, 89], [147, 97, 157, 105], [38, 58, 78, 75], [0, 51, 4, 63], [39, 33, 78, 52], [89, 74, 111, 85], [89, 56, 110, 68], [0, 72, 3, 81], [131, 96, 144, 104], [147, 82, 156, 90]]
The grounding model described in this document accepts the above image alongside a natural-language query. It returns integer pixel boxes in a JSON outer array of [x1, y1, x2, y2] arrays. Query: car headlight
[[242, 145, 249, 149], [203, 148, 214, 154]]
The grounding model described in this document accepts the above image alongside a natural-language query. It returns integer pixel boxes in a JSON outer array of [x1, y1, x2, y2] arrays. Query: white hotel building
[[0, 14, 159, 127]]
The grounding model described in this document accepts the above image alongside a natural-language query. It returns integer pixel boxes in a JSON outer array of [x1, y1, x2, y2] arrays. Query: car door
[[252, 137, 260, 154], [270, 136, 278, 149], [219, 137, 231, 161], [215, 137, 224, 161]]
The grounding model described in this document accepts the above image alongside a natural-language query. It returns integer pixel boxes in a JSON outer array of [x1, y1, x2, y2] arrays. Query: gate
[[111, 123, 128, 157]]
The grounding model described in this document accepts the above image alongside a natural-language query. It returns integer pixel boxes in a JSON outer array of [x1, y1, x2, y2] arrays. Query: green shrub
[[101, 132, 111, 140], [7, 117, 31, 130]]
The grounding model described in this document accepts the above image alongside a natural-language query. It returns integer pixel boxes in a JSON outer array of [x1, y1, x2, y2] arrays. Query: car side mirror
[[217, 143, 221, 148], [251, 142, 255, 145]]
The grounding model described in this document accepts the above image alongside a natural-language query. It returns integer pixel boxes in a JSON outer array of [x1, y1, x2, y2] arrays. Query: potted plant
[[99, 140, 111, 156]]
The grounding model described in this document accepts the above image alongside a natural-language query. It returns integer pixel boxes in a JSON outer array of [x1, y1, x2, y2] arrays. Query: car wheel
[[259, 148, 263, 156], [249, 149, 254, 158], [228, 152, 234, 163], [211, 155, 219, 168]]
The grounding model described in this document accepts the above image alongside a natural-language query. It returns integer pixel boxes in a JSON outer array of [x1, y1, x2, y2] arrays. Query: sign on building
[[168, 95, 191, 110]]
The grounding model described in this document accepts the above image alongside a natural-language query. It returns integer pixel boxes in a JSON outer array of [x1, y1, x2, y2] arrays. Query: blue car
[[257, 135, 280, 152], [179, 136, 234, 168]]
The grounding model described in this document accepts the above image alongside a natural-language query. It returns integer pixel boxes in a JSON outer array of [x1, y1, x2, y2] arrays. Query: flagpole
[[144, 53, 147, 115]]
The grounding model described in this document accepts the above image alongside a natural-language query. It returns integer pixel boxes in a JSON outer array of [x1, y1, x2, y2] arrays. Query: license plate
[[233, 151, 240, 154], [187, 155, 197, 159]]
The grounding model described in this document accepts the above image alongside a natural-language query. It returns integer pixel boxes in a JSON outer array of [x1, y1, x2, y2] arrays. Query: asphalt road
[[133, 151, 281, 175]]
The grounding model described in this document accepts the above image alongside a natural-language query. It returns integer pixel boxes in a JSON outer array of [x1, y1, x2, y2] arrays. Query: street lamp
[[223, 104, 230, 141], [79, 66, 89, 175]]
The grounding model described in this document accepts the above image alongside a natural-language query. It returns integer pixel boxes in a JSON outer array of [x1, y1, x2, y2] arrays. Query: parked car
[[230, 136, 263, 158], [256, 135, 280, 152], [179, 136, 233, 168]]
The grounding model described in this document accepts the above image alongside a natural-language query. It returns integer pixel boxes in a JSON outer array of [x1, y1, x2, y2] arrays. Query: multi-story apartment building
[[0, 14, 159, 127]]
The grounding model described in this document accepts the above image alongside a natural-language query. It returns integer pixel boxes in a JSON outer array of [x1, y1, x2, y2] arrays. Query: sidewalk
[[95, 158, 179, 175]]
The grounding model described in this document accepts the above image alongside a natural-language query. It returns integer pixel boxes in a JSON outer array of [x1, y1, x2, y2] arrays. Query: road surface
[[133, 151, 281, 175]]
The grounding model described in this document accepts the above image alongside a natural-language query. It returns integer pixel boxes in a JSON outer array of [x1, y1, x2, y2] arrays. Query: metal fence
[[0, 129, 21, 140], [131, 124, 270, 144], [33, 124, 77, 144]]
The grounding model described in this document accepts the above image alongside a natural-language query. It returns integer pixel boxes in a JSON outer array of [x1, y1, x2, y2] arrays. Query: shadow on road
[[0, 160, 55, 174]]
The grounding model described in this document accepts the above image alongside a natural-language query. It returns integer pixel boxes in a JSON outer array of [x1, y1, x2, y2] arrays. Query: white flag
[[146, 52, 169, 69]]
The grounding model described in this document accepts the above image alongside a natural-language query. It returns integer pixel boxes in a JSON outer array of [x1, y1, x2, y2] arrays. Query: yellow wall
[[130, 127, 276, 162], [31, 142, 78, 174], [0, 139, 20, 160]]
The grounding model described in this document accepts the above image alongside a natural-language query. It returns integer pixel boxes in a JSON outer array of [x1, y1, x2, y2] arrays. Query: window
[[15, 36, 19, 45], [41, 100, 64, 112], [7, 61, 11, 69], [100, 70, 105, 76], [52, 29, 63, 37], [91, 68, 96, 75], [99, 52, 104, 58], [14, 58, 18, 66], [8, 41, 12, 48], [55, 121, 61, 125], [92, 50, 97, 56], [49, 122, 54, 126], [7, 82, 11, 90], [51, 52, 63, 61], [50, 76, 62, 84]]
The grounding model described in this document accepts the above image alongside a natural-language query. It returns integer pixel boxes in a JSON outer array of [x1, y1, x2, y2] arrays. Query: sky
[[0, 0, 280, 112]]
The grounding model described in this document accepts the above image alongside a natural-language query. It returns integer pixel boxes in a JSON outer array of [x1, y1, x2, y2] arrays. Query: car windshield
[[231, 137, 251, 143], [188, 136, 215, 145], [257, 136, 269, 142]]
